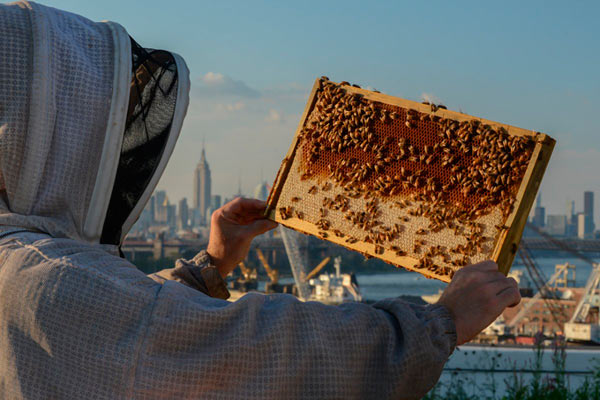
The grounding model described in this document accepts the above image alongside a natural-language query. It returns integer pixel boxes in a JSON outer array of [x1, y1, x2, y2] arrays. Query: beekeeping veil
[[0, 1, 190, 245]]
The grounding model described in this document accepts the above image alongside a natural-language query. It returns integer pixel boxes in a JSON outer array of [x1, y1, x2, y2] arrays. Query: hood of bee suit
[[0, 1, 190, 246]]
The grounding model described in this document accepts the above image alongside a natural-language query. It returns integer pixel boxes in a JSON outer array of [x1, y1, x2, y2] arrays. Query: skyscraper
[[193, 144, 211, 223], [532, 194, 545, 227], [547, 215, 567, 236], [178, 198, 189, 231], [584, 191, 595, 235], [153, 190, 168, 224], [578, 213, 590, 239], [210, 195, 222, 211], [584, 191, 594, 217], [567, 200, 577, 237]]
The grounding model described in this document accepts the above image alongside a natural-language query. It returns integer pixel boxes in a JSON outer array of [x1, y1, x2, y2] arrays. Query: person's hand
[[207, 198, 278, 278], [437, 260, 521, 345]]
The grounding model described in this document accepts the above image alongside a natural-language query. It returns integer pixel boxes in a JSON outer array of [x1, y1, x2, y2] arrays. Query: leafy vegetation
[[423, 342, 600, 400]]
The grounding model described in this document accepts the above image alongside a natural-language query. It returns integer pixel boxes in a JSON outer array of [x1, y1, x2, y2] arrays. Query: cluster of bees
[[278, 77, 535, 278]]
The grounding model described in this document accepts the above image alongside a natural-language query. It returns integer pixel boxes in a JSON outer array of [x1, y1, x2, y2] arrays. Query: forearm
[[368, 299, 457, 399], [137, 290, 456, 399]]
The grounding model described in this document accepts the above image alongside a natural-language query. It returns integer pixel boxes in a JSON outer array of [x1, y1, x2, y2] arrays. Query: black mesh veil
[[100, 38, 179, 245]]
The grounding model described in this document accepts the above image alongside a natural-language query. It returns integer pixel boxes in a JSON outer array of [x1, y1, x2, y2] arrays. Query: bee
[[278, 207, 292, 220]]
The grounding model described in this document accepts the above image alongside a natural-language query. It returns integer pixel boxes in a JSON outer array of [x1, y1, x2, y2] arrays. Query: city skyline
[[39, 0, 600, 227], [155, 143, 598, 238]]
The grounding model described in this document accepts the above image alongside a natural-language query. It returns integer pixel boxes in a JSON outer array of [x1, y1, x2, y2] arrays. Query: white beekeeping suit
[[0, 2, 456, 399]]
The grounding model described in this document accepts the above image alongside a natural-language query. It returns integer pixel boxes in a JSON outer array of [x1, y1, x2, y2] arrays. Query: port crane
[[525, 223, 600, 342], [304, 257, 331, 282], [255, 248, 280, 290], [506, 251, 570, 333], [237, 261, 257, 281], [230, 261, 258, 292], [565, 264, 600, 342]]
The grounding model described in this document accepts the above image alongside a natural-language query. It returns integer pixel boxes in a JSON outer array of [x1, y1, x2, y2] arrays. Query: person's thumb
[[246, 219, 278, 237]]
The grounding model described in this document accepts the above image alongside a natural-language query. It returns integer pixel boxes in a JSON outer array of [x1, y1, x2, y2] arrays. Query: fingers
[[451, 261, 502, 288], [485, 277, 521, 311], [498, 281, 521, 308], [247, 219, 279, 236], [464, 260, 498, 272], [219, 198, 271, 225], [498, 286, 521, 308], [225, 197, 267, 215], [485, 276, 517, 295]]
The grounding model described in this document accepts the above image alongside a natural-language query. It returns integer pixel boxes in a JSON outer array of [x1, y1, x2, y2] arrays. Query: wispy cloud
[[192, 72, 260, 98], [265, 109, 284, 123], [216, 102, 246, 112]]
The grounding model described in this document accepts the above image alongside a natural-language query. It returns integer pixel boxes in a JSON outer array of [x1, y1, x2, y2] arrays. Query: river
[[355, 256, 597, 301]]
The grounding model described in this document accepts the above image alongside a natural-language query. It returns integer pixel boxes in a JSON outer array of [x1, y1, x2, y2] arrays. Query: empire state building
[[193, 145, 211, 222]]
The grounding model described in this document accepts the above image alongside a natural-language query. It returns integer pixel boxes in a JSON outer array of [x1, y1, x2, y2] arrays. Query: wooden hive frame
[[266, 78, 555, 282]]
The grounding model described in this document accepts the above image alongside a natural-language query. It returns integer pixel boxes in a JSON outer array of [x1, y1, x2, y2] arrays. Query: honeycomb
[[267, 78, 554, 282]]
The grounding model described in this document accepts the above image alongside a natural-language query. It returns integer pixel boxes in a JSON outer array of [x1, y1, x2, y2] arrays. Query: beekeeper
[[0, 2, 520, 399]]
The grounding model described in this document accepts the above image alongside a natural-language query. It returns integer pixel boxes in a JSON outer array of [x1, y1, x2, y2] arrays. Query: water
[[354, 256, 598, 302], [358, 272, 447, 300]]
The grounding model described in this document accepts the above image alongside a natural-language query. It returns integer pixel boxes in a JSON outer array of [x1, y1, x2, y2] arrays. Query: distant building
[[532, 194, 545, 227], [177, 198, 189, 231], [584, 191, 594, 219], [584, 191, 595, 234], [131, 207, 153, 234], [167, 203, 176, 229], [205, 206, 213, 225], [193, 144, 211, 224], [566, 200, 577, 237], [148, 195, 156, 225], [254, 181, 269, 201], [153, 190, 168, 224], [578, 213, 594, 239], [546, 215, 567, 236], [190, 208, 202, 228], [210, 194, 222, 211]]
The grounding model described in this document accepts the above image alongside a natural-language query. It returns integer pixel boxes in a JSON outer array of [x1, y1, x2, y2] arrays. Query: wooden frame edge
[[492, 137, 556, 274], [343, 84, 541, 139]]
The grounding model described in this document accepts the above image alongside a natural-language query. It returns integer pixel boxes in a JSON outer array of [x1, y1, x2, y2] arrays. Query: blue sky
[[40, 0, 600, 222]]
